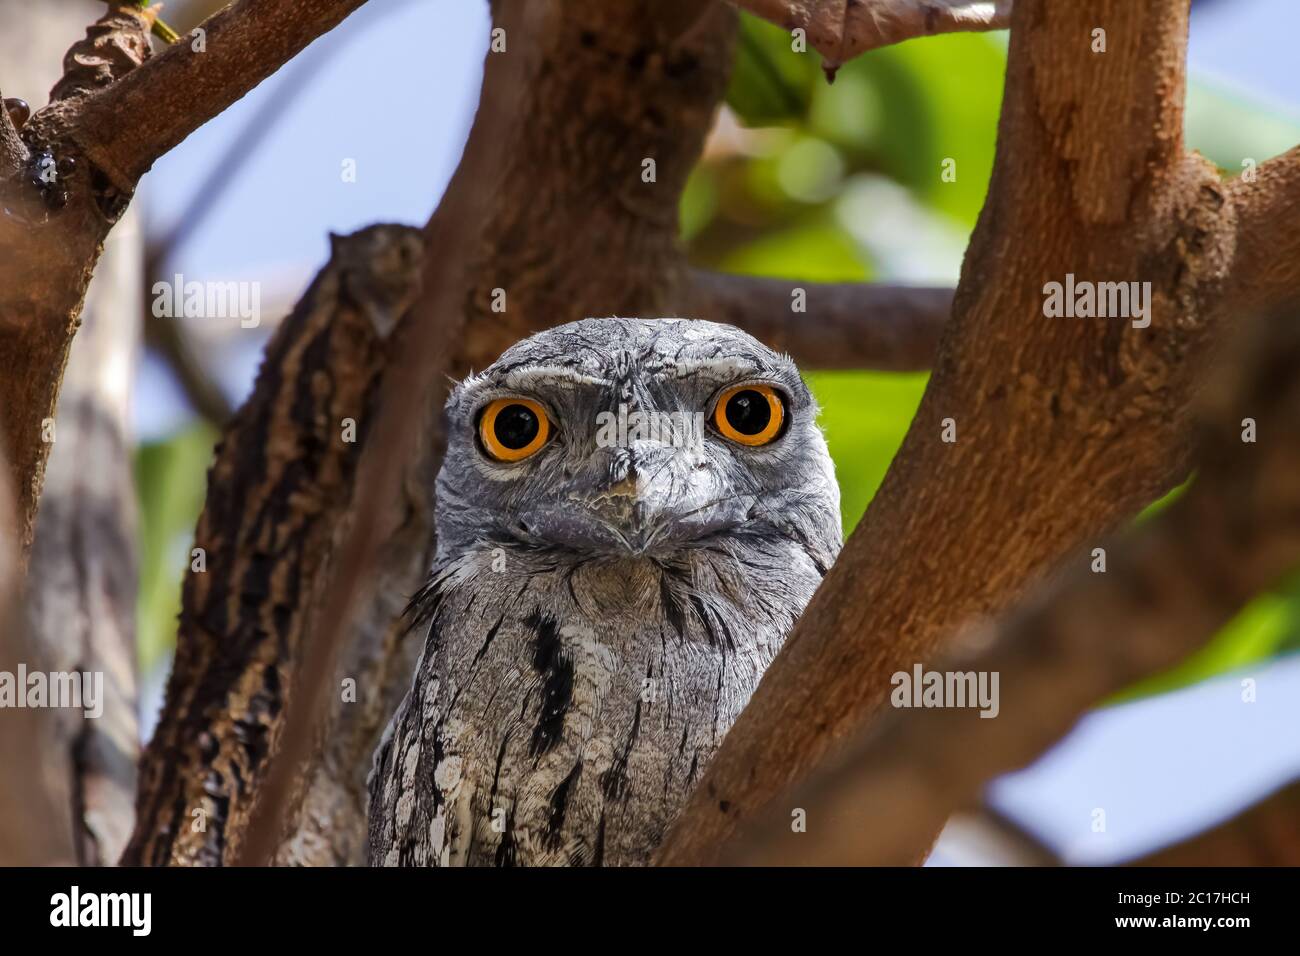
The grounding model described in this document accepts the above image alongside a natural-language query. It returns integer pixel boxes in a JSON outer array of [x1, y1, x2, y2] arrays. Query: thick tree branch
[[732, 0, 1012, 68], [1127, 777, 1300, 866], [2, 0, 366, 557], [716, 301, 1300, 865], [1226, 145, 1300, 316], [40, 0, 370, 187], [25, 209, 142, 867], [233, 0, 544, 868], [0, 446, 77, 865], [121, 224, 426, 866], [656, 0, 1239, 866], [683, 269, 951, 369]]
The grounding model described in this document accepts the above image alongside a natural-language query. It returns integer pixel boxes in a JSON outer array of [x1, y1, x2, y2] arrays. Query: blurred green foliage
[[134, 423, 215, 675], [134, 13, 1300, 700]]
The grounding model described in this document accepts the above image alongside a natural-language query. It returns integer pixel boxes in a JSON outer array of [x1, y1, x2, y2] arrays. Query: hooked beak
[[513, 445, 752, 556]]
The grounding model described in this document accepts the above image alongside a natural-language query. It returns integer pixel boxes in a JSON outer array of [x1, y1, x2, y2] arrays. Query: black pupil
[[493, 404, 539, 450], [725, 390, 772, 435]]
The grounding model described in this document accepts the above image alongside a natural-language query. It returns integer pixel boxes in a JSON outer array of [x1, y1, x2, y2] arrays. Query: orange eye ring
[[713, 384, 786, 447], [478, 397, 552, 462]]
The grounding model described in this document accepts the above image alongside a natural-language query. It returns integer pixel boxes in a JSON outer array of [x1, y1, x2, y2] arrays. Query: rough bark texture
[[655, 0, 1277, 865], [0, 0, 369, 557], [0, 0, 141, 868], [0, 3, 150, 558], [25, 209, 142, 866], [716, 296, 1300, 864], [121, 226, 424, 866]]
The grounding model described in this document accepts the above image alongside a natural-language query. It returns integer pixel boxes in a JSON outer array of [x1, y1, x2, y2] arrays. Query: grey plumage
[[367, 317, 841, 866]]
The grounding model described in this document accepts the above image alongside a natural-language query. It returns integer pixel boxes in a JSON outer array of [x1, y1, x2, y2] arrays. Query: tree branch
[[1226, 145, 1300, 317], [1126, 777, 1300, 866], [25, 207, 142, 867], [732, 1, 1012, 69], [706, 299, 1300, 865], [232, 0, 544, 868], [125, 0, 741, 865], [683, 269, 951, 370], [142, 304, 234, 425], [0, 88, 26, 176], [121, 223, 426, 866], [0, 445, 78, 865], [43, 0, 370, 187], [656, 0, 1237, 866], [1, 0, 367, 558]]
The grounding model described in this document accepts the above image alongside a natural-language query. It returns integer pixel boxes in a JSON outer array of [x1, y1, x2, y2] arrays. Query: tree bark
[[0, 448, 80, 865], [0, 0, 142, 868], [0, 0, 370, 556], [732, 0, 1012, 68], [711, 296, 1300, 864], [24, 209, 142, 867], [121, 225, 425, 866], [656, 0, 1270, 865]]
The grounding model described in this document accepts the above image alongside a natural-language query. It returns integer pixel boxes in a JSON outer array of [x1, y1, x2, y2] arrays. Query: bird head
[[435, 318, 841, 567]]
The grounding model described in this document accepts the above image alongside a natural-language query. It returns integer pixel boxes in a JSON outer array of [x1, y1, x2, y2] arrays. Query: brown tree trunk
[[122, 225, 426, 865], [0, 0, 370, 557], [710, 298, 1300, 865], [657, 0, 1296, 865], [24, 211, 142, 866], [0, 0, 141, 868]]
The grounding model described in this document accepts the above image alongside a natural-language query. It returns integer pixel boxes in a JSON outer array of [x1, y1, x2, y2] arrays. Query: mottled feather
[[368, 318, 841, 866]]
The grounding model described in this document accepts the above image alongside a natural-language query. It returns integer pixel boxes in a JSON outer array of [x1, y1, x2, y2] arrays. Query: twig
[[141, 286, 234, 424]]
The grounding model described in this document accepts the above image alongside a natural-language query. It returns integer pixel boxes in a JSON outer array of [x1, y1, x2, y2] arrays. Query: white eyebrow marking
[[500, 365, 612, 391], [668, 357, 766, 382]]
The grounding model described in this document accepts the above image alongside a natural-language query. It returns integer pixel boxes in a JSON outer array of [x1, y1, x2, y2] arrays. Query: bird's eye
[[712, 384, 787, 447], [478, 397, 552, 462]]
